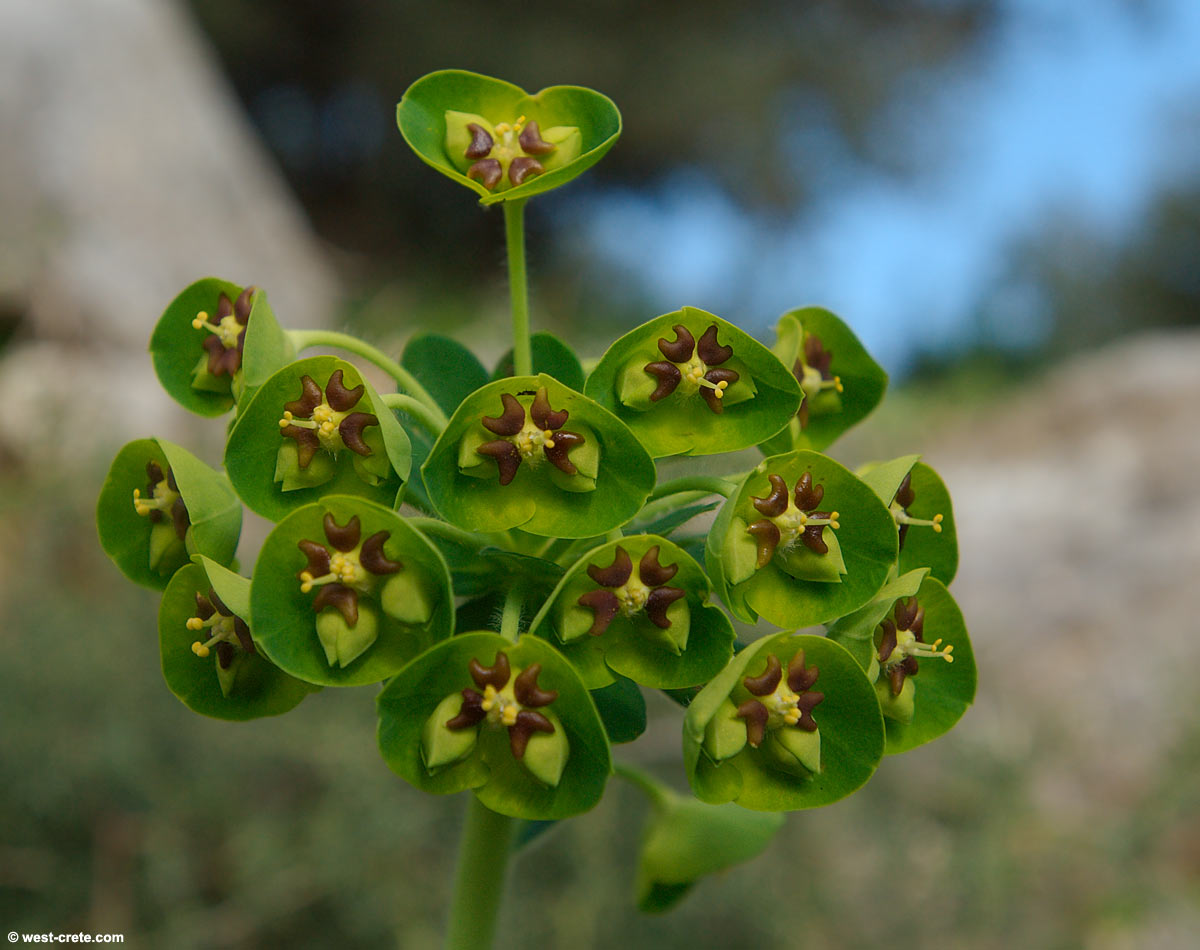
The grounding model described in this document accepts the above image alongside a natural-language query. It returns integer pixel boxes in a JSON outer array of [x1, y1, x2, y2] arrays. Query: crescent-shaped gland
[[285, 375, 324, 417], [467, 159, 502, 190], [323, 513, 362, 552], [801, 522, 829, 555], [216, 641, 235, 669], [909, 607, 925, 639], [234, 285, 256, 321], [902, 656, 919, 677], [544, 430, 584, 475], [530, 387, 569, 430], [518, 120, 555, 155], [787, 650, 819, 692], [509, 710, 554, 759], [339, 412, 379, 456], [877, 619, 898, 664], [743, 653, 782, 697], [193, 591, 216, 622], [645, 586, 686, 629], [215, 293, 234, 321], [795, 690, 824, 731], [696, 324, 733, 365], [147, 459, 165, 485], [644, 361, 682, 401], [700, 368, 739, 414], [588, 546, 633, 588], [298, 539, 332, 578], [639, 546, 678, 586], [804, 332, 832, 375], [797, 395, 810, 430], [325, 370, 365, 412], [794, 471, 824, 511], [894, 597, 919, 632], [577, 589, 620, 636], [736, 699, 770, 748], [509, 156, 545, 185], [513, 663, 558, 707], [894, 472, 916, 509], [446, 689, 487, 729], [282, 426, 320, 468], [658, 324, 695, 363], [202, 334, 235, 376], [170, 497, 190, 541], [482, 393, 526, 436], [746, 519, 781, 569], [889, 663, 907, 697], [469, 651, 511, 690], [752, 474, 789, 518], [360, 530, 402, 575], [313, 583, 359, 626], [477, 440, 522, 485], [233, 616, 256, 654], [464, 122, 494, 159]]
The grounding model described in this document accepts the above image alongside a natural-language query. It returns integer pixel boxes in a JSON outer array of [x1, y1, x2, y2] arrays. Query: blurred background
[[2, 0, 1198, 946]]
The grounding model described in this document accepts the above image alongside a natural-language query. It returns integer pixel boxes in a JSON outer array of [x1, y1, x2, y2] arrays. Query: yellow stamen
[[299, 571, 314, 594], [191, 641, 210, 658], [502, 705, 518, 727], [186, 617, 204, 631], [834, 375, 844, 394], [192, 311, 209, 329]]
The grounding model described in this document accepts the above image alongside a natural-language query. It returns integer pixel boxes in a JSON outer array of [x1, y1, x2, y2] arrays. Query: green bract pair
[[96, 66, 977, 943]]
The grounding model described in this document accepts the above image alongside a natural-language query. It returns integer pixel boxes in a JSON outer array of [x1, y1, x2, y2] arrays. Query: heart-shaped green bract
[[831, 573, 974, 755], [858, 456, 958, 585], [397, 70, 621, 205], [422, 374, 655, 538], [529, 535, 735, 690], [97, 438, 242, 590], [149, 279, 292, 417], [376, 633, 612, 820], [590, 674, 647, 744], [759, 308, 888, 455], [401, 332, 491, 417], [635, 789, 783, 913], [705, 451, 897, 627], [225, 356, 413, 522], [683, 633, 884, 811], [250, 496, 453, 687], [160, 559, 318, 720], [584, 307, 803, 458], [492, 332, 586, 392]]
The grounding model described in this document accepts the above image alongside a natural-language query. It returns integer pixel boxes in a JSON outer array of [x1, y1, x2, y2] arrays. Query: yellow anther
[[495, 122, 511, 134], [830, 511, 840, 529], [784, 709, 800, 725], [191, 641, 210, 658], [544, 438, 555, 449], [299, 571, 314, 594], [834, 375, 844, 394], [933, 513, 944, 533], [714, 388, 724, 399], [543, 429, 555, 440], [192, 312, 207, 329], [186, 617, 204, 631], [502, 705, 518, 727], [481, 684, 498, 711], [717, 380, 729, 390]]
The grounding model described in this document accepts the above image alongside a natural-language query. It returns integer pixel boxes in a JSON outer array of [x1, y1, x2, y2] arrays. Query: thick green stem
[[503, 199, 532, 377], [499, 586, 523, 642], [648, 475, 739, 502], [289, 329, 448, 426], [380, 392, 445, 439], [444, 797, 514, 950]]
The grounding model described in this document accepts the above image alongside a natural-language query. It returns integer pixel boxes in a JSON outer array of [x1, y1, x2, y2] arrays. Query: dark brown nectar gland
[[132, 460, 190, 540], [188, 588, 255, 668], [192, 286, 256, 378], [475, 387, 585, 486], [577, 545, 686, 635], [296, 513, 402, 626], [278, 370, 380, 470], [736, 651, 824, 747], [890, 472, 944, 551], [643, 323, 740, 413], [444, 651, 558, 759], [745, 471, 840, 568], [792, 332, 842, 429], [875, 596, 953, 696], [463, 116, 556, 190]]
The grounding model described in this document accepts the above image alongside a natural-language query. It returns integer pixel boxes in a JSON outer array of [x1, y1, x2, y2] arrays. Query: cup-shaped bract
[[250, 496, 453, 687], [159, 558, 318, 720], [377, 633, 611, 820], [529, 535, 735, 690], [397, 70, 620, 205], [828, 572, 975, 754], [759, 308, 887, 455], [422, 374, 655, 538], [706, 451, 897, 627], [858, 455, 958, 585], [98, 438, 242, 590], [225, 357, 412, 522], [149, 279, 294, 417], [584, 308, 803, 458], [684, 633, 884, 811]]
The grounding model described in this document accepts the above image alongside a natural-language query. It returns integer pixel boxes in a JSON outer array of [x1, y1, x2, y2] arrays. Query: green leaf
[[628, 501, 721, 539], [705, 451, 897, 627], [684, 633, 884, 811], [238, 288, 296, 399], [250, 496, 453, 687], [421, 374, 655, 538], [528, 535, 735, 690], [584, 307, 802, 458], [492, 332, 586, 392], [97, 438, 241, 590], [401, 333, 490, 416], [159, 560, 317, 720], [397, 70, 621, 205], [225, 356, 413, 522], [590, 674, 647, 744], [859, 457, 959, 585], [635, 790, 783, 913], [376, 633, 612, 820], [759, 308, 888, 454]]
